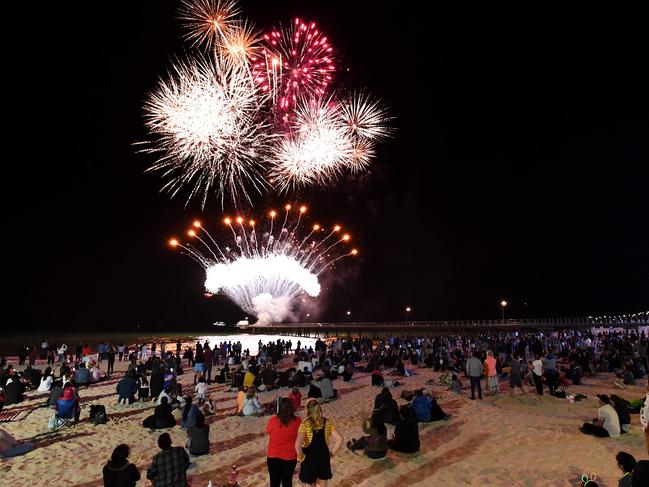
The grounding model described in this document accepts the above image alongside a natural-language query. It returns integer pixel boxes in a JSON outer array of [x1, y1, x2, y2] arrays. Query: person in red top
[[288, 387, 302, 411], [483, 350, 499, 395], [266, 397, 301, 487]]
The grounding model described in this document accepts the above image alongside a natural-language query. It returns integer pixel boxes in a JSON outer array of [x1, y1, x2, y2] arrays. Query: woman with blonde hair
[[295, 398, 343, 486]]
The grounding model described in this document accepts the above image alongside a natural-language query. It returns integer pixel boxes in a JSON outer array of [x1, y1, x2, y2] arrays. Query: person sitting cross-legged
[[580, 394, 620, 438]]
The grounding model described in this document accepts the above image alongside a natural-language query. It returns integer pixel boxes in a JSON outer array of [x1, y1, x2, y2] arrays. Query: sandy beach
[[1, 349, 647, 487]]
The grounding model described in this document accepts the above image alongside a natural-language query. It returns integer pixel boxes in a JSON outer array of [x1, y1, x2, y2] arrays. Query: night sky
[[6, 2, 648, 332]]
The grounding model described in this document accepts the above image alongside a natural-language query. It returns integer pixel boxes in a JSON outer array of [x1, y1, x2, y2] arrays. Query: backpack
[[90, 404, 107, 425]]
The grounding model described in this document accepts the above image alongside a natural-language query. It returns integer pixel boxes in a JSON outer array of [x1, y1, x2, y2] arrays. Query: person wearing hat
[[580, 394, 620, 438]]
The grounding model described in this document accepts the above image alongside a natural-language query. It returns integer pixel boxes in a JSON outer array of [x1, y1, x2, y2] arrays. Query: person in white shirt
[[580, 394, 620, 438], [529, 354, 544, 395], [37, 374, 54, 392]]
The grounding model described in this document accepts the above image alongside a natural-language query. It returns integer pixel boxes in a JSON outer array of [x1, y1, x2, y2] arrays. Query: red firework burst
[[252, 17, 335, 110]]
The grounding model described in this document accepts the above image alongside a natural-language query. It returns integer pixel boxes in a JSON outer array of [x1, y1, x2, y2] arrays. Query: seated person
[[388, 405, 420, 453], [90, 364, 106, 383], [243, 369, 256, 389], [580, 394, 620, 438], [448, 374, 462, 394], [0, 429, 33, 458], [47, 381, 64, 409], [37, 372, 54, 392], [371, 369, 384, 387], [236, 386, 246, 415], [116, 372, 138, 405], [186, 412, 210, 456], [307, 378, 322, 399], [288, 387, 302, 411], [180, 396, 201, 428], [410, 389, 448, 422], [318, 374, 337, 401], [347, 413, 388, 459], [143, 396, 176, 429], [74, 363, 90, 387], [610, 395, 632, 433], [241, 387, 263, 417], [4, 376, 26, 406], [615, 451, 635, 487], [260, 365, 277, 390], [157, 390, 186, 410], [373, 388, 400, 425], [342, 363, 353, 382], [623, 366, 635, 386], [58, 383, 81, 423]]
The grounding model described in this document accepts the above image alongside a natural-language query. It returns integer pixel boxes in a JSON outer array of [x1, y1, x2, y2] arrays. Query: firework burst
[[141, 54, 273, 207], [169, 205, 357, 323], [252, 18, 335, 110], [178, 0, 241, 50]]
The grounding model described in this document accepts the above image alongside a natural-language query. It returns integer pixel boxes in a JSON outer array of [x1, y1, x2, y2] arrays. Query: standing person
[[102, 444, 141, 487], [483, 351, 498, 396], [295, 399, 343, 487], [203, 346, 213, 383], [146, 433, 190, 487], [544, 348, 558, 396], [508, 352, 526, 396], [107, 347, 116, 376], [465, 351, 483, 400], [118, 344, 125, 362], [266, 397, 302, 487], [530, 354, 544, 395]]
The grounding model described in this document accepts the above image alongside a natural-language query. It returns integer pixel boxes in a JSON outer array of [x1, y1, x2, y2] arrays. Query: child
[[195, 377, 208, 405], [288, 387, 302, 411]]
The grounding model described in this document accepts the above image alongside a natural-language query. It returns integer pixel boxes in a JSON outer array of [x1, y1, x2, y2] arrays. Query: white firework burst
[[270, 97, 354, 193], [169, 206, 357, 323], [178, 0, 241, 50], [141, 54, 273, 207], [340, 91, 393, 141]]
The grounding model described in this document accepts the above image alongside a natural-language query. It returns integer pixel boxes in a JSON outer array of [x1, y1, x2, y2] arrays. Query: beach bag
[[90, 405, 107, 425]]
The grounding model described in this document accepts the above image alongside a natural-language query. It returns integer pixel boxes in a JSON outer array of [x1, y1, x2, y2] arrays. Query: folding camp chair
[[49, 398, 76, 430]]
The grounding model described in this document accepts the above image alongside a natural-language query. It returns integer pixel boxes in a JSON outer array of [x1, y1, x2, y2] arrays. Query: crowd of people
[[1, 328, 648, 486]]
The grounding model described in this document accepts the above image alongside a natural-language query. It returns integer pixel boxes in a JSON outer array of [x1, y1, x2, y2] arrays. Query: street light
[[346, 310, 351, 317], [500, 300, 508, 322], [405, 306, 411, 322]]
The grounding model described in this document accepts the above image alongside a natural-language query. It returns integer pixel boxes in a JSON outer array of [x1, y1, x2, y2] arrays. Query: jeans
[[545, 370, 557, 395], [204, 365, 213, 382], [267, 457, 297, 487], [0, 442, 33, 457], [470, 376, 482, 399]]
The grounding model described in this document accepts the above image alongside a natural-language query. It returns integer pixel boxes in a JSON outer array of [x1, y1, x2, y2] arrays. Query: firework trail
[[141, 53, 274, 207], [252, 18, 335, 111], [169, 205, 357, 324]]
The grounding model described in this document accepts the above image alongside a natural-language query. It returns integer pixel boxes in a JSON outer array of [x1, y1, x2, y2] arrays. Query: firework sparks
[[252, 18, 335, 110], [269, 93, 393, 191], [141, 54, 273, 207], [221, 20, 260, 63], [178, 0, 241, 50], [169, 205, 357, 323], [340, 91, 393, 142]]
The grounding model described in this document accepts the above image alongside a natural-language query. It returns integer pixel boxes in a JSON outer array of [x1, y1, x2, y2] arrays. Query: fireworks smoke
[[169, 205, 357, 323]]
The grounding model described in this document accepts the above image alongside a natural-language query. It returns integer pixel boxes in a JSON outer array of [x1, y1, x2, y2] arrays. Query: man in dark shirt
[[147, 433, 189, 487]]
